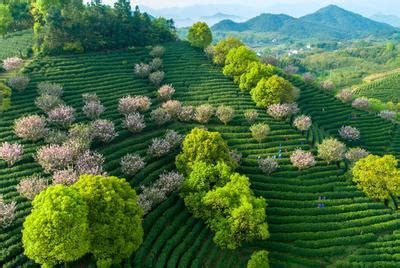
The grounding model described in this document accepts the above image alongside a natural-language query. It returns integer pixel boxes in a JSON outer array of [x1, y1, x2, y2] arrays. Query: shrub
[[0, 142, 23, 167], [164, 129, 184, 149], [150, 107, 172, 125], [0, 196, 16, 227], [36, 144, 75, 173], [7, 76, 30, 92], [91, 119, 118, 143], [47, 105, 76, 128], [118, 95, 151, 115], [178, 105, 195, 122], [148, 138, 171, 158], [37, 82, 63, 97], [134, 63, 151, 78], [149, 71, 165, 86], [290, 149, 316, 170], [82, 101, 105, 120], [345, 148, 369, 163], [267, 103, 297, 120], [76, 150, 104, 176], [379, 110, 396, 121], [149, 45, 165, 58], [195, 104, 214, 124], [187, 22, 212, 48], [149, 57, 163, 71], [352, 98, 370, 110], [44, 130, 68, 144], [35, 94, 64, 112], [14, 115, 48, 142], [124, 112, 146, 133], [161, 100, 182, 118], [157, 84, 175, 100], [317, 138, 346, 164], [2, 57, 23, 71], [82, 93, 100, 104], [247, 250, 270, 268], [250, 123, 270, 143], [336, 89, 353, 103], [339, 126, 360, 141], [16, 175, 48, 200], [259, 157, 279, 175], [216, 105, 234, 125], [244, 109, 258, 124], [72, 175, 143, 265], [53, 168, 78, 186], [320, 80, 334, 91], [293, 115, 312, 131], [250, 75, 295, 107], [121, 154, 146, 176], [22, 185, 89, 267]]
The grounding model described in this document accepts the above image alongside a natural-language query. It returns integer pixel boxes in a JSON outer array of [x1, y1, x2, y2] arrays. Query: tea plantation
[[354, 72, 400, 103]]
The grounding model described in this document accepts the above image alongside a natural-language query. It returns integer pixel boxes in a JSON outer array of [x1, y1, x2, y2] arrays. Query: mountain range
[[212, 5, 399, 40]]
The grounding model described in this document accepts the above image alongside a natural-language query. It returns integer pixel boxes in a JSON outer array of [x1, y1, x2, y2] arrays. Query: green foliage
[[317, 138, 346, 164], [22, 185, 89, 267], [212, 36, 243, 65], [187, 22, 212, 49], [73, 174, 144, 265], [250, 75, 295, 107], [176, 127, 237, 175], [223, 45, 259, 83], [0, 4, 13, 37], [239, 62, 274, 92], [247, 250, 270, 268], [250, 123, 270, 143], [352, 155, 400, 201]]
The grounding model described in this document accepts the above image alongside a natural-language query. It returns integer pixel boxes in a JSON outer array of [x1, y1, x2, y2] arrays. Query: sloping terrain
[[354, 72, 400, 103], [0, 30, 33, 61]]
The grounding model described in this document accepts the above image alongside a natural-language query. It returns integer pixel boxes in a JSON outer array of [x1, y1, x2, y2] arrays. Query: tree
[[352, 155, 400, 209], [239, 62, 274, 92], [187, 22, 212, 49], [22, 185, 89, 267], [0, 4, 13, 38], [250, 123, 270, 143], [290, 149, 316, 170], [212, 36, 243, 65], [73, 174, 144, 266], [317, 138, 346, 164], [247, 250, 270, 268], [250, 75, 295, 107], [223, 45, 258, 83], [216, 105, 234, 125], [176, 128, 236, 175]]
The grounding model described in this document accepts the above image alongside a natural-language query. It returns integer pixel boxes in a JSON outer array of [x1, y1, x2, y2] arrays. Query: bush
[[317, 138, 346, 164], [16, 175, 48, 200], [76, 150, 104, 176], [379, 110, 396, 121], [36, 144, 75, 173], [293, 115, 312, 131], [44, 130, 68, 145], [290, 149, 316, 170], [244, 109, 258, 124], [187, 22, 212, 49], [47, 105, 76, 128], [352, 98, 370, 110], [0, 196, 16, 227], [7, 76, 30, 92], [345, 148, 369, 163], [37, 82, 63, 97], [178, 105, 195, 122], [35, 94, 64, 112], [14, 115, 48, 142], [63, 41, 84, 53], [118, 95, 151, 115], [250, 123, 270, 143], [82, 101, 105, 120], [148, 138, 171, 158], [339, 126, 360, 141], [150, 107, 172, 125], [2, 57, 23, 71], [157, 84, 175, 100], [134, 63, 151, 78], [0, 142, 23, 167], [121, 154, 146, 176], [336, 89, 353, 103], [149, 71, 165, 87], [149, 57, 163, 71], [247, 250, 270, 268], [250, 75, 295, 107], [320, 80, 334, 91], [195, 104, 214, 124], [53, 168, 78, 186], [124, 112, 146, 133], [267, 103, 298, 120], [91, 119, 118, 143], [161, 100, 182, 118], [259, 157, 279, 175], [216, 105, 234, 125], [149, 45, 165, 58]]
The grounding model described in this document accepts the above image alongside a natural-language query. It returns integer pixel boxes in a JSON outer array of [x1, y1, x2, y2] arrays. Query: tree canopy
[[247, 250, 270, 268], [212, 36, 243, 65], [187, 22, 212, 49], [223, 45, 259, 83], [0, 4, 13, 37], [250, 75, 295, 107], [239, 62, 274, 92]]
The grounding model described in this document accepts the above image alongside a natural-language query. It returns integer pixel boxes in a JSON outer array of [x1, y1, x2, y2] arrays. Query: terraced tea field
[[354, 72, 400, 103], [0, 30, 33, 61], [2, 41, 400, 267]]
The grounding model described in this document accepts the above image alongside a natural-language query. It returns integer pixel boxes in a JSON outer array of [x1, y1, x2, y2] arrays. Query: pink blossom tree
[[123, 112, 146, 133], [148, 138, 171, 158], [82, 101, 105, 120], [157, 85, 175, 101], [150, 107, 172, 125], [120, 154, 146, 176], [0, 142, 23, 167], [47, 105, 76, 128], [16, 175, 48, 200], [118, 95, 151, 115], [7, 76, 30, 92], [336, 89, 353, 103], [161, 100, 182, 118], [216, 105, 235, 125], [0, 196, 16, 227], [259, 157, 279, 174], [195, 104, 214, 124], [339, 126, 360, 141], [35, 94, 64, 112], [149, 71, 165, 87], [91, 119, 118, 143], [290, 149, 316, 170], [178, 106, 195, 122], [2, 57, 23, 71], [14, 115, 48, 142], [53, 168, 79, 186], [36, 144, 75, 173], [134, 63, 151, 78], [293, 115, 312, 132], [76, 150, 104, 175], [37, 82, 63, 97], [352, 98, 370, 110], [345, 147, 369, 163]]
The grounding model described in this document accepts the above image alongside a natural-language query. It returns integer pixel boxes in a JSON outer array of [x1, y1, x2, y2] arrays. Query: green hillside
[[354, 72, 400, 103], [2, 41, 400, 267], [0, 30, 33, 61]]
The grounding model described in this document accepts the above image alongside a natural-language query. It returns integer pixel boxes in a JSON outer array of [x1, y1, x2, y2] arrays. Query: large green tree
[[22, 185, 89, 267], [212, 36, 243, 65], [223, 45, 259, 83], [187, 21, 212, 48], [250, 75, 295, 107], [239, 62, 275, 92], [0, 4, 13, 37], [247, 250, 270, 268], [73, 174, 144, 266]]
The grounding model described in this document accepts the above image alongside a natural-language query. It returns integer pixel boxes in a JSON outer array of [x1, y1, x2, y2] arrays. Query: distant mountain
[[371, 14, 400, 28], [212, 5, 398, 41], [199, 13, 245, 27]]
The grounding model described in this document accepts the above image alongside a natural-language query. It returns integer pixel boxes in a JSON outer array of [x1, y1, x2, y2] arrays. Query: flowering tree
[[345, 147, 369, 163], [82, 101, 105, 120], [195, 104, 214, 124], [91, 119, 118, 143], [290, 149, 316, 170], [150, 107, 172, 125], [157, 85, 175, 101], [303, 73, 316, 83], [121, 154, 146, 176], [149, 71, 165, 87], [216, 105, 234, 125], [244, 109, 258, 124], [47, 105, 76, 128], [267, 103, 297, 120], [320, 80, 334, 91], [148, 138, 171, 158], [36, 144, 75, 173], [76, 150, 104, 175], [259, 157, 279, 175], [14, 115, 48, 141], [118, 95, 151, 115], [250, 123, 270, 143], [317, 138, 346, 164], [352, 98, 370, 110], [2, 57, 23, 71], [161, 100, 182, 118], [178, 106, 195, 122], [124, 112, 146, 133], [149, 45, 165, 58], [44, 130, 67, 145], [16, 175, 48, 200], [379, 110, 396, 121], [82, 93, 100, 103], [149, 58, 163, 71], [0, 142, 23, 167], [7, 76, 30, 91], [336, 89, 353, 103], [35, 94, 64, 112], [339, 126, 360, 141], [53, 168, 78, 186], [229, 150, 242, 165], [134, 63, 151, 78], [37, 82, 63, 97], [293, 115, 312, 132], [0, 196, 16, 227], [164, 129, 184, 149]]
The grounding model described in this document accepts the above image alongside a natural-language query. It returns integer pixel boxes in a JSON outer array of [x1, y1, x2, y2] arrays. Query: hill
[[371, 14, 400, 28], [354, 72, 400, 103], [0, 30, 33, 61], [212, 5, 398, 41], [3, 41, 400, 267]]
